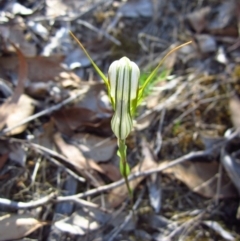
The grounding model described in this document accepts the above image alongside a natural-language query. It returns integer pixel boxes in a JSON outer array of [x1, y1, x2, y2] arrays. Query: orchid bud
[[108, 57, 140, 140]]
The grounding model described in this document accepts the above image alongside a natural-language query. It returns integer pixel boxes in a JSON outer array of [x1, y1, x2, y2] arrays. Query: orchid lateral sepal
[[136, 40, 192, 106], [69, 31, 114, 106]]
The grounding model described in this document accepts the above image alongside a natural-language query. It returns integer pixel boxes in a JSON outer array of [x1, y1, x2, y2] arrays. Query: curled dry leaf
[[163, 158, 236, 198], [0, 42, 28, 133], [0, 213, 47, 241], [52, 107, 98, 136], [72, 133, 117, 162], [98, 163, 121, 182], [5, 94, 35, 135], [53, 132, 105, 187], [0, 55, 65, 83]]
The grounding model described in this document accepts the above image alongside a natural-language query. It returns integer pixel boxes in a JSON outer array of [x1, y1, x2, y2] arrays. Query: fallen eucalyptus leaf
[[0, 213, 47, 241]]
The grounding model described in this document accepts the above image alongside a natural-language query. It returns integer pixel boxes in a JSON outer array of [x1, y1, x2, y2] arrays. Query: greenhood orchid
[[108, 57, 140, 140], [69, 31, 191, 196]]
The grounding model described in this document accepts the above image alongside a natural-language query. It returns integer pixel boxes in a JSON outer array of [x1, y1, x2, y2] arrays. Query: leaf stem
[[118, 139, 132, 197]]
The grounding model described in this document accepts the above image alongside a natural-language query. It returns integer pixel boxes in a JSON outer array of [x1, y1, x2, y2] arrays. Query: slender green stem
[[118, 139, 132, 197]]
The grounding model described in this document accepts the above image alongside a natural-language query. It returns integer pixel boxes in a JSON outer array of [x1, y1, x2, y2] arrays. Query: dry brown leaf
[[53, 132, 105, 187], [99, 163, 121, 182], [195, 34, 217, 53], [107, 143, 158, 208], [229, 96, 240, 129], [0, 153, 8, 170], [60, 72, 81, 88], [25, 82, 50, 99], [5, 94, 35, 135], [206, 1, 238, 37], [0, 20, 36, 56], [52, 107, 98, 136], [0, 213, 47, 241], [72, 133, 117, 162], [186, 7, 210, 33], [163, 159, 236, 198], [76, 83, 111, 116], [33, 120, 55, 149], [207, 1, 235, 31], [53, 83, 112, 136], [0, 43, 27, 131], [0, 140, 26, 167], [0, 55, 65, 83]]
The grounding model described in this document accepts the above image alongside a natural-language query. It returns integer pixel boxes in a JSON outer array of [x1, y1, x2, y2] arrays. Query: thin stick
[[0, 141, 226, 210], [58, 148, 215, 202], [0, 192, 57, 209]]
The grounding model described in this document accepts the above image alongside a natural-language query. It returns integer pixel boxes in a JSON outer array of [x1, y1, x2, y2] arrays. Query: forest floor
[[0, 0, 240, 240]]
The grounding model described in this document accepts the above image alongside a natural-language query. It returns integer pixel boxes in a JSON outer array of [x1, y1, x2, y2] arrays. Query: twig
[[31, 156, 42, 184], [0, 142, 227, 210], [0, 149, 211, 210], [60, 196, 111, 213], [0, 192, 57, 209], [0, 192, 109, 212], [58, 148, 216, 202], [0, 88, 88, 136]]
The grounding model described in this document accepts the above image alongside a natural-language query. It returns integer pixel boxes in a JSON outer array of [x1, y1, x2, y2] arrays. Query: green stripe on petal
[[108, 57, 140, 139]]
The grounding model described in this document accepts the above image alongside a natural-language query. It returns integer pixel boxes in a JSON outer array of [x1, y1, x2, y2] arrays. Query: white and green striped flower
[[108, 57, 140, 140], [69, 31, 191, 195], [69, 31, 191, 141]]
